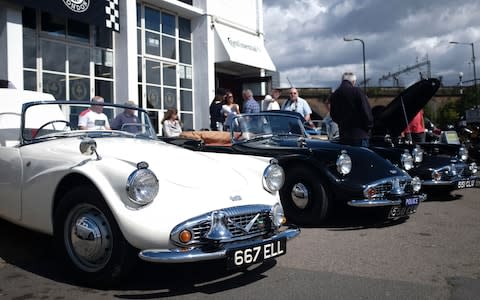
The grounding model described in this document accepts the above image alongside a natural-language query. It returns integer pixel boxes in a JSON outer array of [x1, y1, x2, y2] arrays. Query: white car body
[[0, 89, 299, 286]]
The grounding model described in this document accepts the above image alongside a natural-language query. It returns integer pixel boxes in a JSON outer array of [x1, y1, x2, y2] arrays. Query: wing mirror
[[79, 138, 102, 160]]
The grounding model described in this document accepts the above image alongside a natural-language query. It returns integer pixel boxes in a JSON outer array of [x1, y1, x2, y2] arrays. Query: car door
[[0, 146, 22, 220]]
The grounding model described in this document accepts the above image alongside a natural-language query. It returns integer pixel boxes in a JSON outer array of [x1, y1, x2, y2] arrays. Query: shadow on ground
[[0, 218, 276, 295]]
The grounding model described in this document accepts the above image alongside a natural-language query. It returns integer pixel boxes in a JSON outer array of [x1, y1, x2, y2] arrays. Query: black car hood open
[[373, 78, 440, 137]]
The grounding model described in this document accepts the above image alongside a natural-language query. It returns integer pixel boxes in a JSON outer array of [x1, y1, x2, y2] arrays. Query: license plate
[[226, 238, 287, 269], [405, 197, 419, 206], [388, 205, 418, 219], [457, 179, 476, 189]]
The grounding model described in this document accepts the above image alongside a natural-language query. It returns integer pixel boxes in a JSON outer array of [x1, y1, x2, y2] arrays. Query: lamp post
[[344, 37, 367, 94], [450, 41, 477, 90]]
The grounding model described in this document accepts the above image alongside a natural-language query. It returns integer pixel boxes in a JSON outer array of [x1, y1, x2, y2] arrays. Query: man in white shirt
[[78, 96, 111, 130], [281, 88, 312, 121]]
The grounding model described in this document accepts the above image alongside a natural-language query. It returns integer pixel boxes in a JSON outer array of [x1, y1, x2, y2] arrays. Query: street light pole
[[344, 37, 367, 94], [450, 41, 477, 90]]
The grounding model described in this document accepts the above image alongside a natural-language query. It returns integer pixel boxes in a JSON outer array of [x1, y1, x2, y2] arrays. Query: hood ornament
[[206, 211, 232, 241]]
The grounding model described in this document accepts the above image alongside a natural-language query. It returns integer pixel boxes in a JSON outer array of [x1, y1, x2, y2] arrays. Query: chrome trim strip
[[348, 194, 427, 207], [348, 199, 402, 207], [138, 226, 300, 263]]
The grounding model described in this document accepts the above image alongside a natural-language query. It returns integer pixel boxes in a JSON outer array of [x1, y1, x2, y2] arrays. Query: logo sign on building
[[11, 0, 119, 32]]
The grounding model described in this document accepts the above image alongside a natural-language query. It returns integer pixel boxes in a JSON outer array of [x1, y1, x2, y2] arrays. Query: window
[[22, 8, 114, 101], [137, 4, 193, 132]]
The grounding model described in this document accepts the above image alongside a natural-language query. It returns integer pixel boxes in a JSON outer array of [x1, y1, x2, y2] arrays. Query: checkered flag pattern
[[105, 0, 120, 32]]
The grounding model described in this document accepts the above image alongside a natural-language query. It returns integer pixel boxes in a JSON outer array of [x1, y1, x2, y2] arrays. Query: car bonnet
[[373, 78, 440, 137]]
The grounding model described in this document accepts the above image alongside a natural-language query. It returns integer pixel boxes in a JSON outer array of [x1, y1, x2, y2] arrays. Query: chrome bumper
[[348, 193, 427, 208], [422, 176, 478, 187], [138, 226, 300, 263]]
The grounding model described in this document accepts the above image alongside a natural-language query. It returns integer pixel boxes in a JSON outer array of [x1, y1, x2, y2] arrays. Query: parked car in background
[[370, 78, 478, 194], [162, 111, 425, 225], [0, 89, 300, 286]]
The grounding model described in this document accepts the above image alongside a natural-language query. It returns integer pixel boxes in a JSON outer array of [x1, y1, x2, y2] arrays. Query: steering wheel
[[34, 120, 71, 138]]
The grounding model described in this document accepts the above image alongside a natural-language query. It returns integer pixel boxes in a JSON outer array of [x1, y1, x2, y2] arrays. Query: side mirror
[[79, 138, 101, 160]]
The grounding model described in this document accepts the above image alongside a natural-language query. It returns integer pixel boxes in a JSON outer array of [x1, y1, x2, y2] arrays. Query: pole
[[343, 37, 367, 95], [360, 39, 367, 94], [471, 43, 477, 89]]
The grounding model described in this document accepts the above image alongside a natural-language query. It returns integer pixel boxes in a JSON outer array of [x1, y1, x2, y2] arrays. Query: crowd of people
[[76, 71, 424, 145]]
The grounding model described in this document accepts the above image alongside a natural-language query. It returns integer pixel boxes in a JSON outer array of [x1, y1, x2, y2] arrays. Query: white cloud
[[263, 0, 480, 88]]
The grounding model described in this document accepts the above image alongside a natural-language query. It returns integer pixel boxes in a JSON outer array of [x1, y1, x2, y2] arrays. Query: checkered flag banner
[[105, 0, 120, 32]]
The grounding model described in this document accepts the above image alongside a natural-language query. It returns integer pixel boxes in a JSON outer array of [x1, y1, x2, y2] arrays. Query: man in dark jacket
[[330, 72, 373, 147]]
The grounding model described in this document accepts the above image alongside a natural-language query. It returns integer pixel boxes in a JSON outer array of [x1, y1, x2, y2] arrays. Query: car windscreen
[[22, 102, 157, 142], [231, 114, 306, 142]]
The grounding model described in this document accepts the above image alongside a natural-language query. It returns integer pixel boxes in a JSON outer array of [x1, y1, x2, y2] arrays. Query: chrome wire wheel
[[64, 203, 113, 273], [291, 182, 310, 210]]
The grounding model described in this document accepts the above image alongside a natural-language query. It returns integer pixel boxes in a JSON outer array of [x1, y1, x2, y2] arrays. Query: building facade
[[0, 0, 276, 132]]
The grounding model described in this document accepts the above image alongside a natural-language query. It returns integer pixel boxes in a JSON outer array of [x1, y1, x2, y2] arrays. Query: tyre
[[279, 166, 331, 225], [53, 186, 136, 287]]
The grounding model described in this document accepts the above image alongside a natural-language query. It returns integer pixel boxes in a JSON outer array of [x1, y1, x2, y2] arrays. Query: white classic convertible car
[[0, 88, 300, 286]]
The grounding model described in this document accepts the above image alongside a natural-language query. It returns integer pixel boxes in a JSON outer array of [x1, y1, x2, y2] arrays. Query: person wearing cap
[[78, 96, 111, 130], [111, 100, 139, 132]]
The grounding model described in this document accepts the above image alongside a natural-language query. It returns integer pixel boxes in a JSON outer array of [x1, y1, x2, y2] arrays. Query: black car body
[[162, 111, 425, 225], [370, 78, 478, 194]]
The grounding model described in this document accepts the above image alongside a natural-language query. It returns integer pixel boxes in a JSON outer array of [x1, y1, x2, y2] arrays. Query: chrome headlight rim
[[336, 150, 352, 175], [401, 151, 414, 171], [411, 176, 422, 193], [271, 203, 286, 228], [126, 164, 159, 206], [412, 146, 423, 163], [459, 147, 468, 161], [263, 160, 285, 193]]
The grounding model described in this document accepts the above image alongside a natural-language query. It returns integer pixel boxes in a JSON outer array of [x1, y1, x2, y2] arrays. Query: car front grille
[[440, 163, 466, 180], [191, 211, 271, 240], [170, 205, 273, 247], [364, 176, 414, 199]]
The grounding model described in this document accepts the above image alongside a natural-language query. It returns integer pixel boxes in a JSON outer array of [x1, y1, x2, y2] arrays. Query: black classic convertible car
[[370, 78, 478, 194], [162, 112, 425, 225]]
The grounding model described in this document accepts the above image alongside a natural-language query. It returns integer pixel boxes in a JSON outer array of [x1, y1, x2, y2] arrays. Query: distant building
[[0, 0, 275, 132]]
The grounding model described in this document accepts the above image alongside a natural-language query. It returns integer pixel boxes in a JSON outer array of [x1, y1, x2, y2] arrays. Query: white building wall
[[0, 2, 23, 88], [204, 0, 259, 32], [192, 15, 215, 130], [115, 0, 139, 105]]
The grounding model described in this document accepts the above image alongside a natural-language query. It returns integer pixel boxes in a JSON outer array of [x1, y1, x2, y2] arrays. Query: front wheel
[[54, 186, 136, 287], [279, 166, 331, 225]]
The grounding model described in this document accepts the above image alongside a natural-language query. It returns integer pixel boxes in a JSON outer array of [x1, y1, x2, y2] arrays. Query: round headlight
[[263, 161, 285, 193], [401, 151, 414, 171], [412, 146, 423, 163], [459, 147, 468, 161], [271, 203, 286, 227], [411, 176, 422, 193], [469, 162, 478, 174], [336, 151, 352, 175], [126, 168, 159, 205]]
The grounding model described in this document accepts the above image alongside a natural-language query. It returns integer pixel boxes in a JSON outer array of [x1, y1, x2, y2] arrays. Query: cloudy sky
[[262, 0, 480, 89]]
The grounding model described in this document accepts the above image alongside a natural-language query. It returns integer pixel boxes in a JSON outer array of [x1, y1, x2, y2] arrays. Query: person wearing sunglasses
[[280, 87, 312, 122]]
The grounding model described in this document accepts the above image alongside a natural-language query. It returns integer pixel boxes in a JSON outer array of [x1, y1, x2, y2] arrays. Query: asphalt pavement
[[1, 188, 479, 299]]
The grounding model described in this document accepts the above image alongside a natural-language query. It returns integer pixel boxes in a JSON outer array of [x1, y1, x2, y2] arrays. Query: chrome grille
[[191, 212, 271, 240], [364, 176, 414, 199], [170, 205, 273, 247], [441, 163, 465, 180]]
